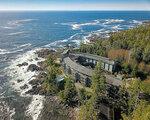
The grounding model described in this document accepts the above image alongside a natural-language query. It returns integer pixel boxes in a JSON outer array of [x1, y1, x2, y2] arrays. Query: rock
[[25, 86, 42, 95], [29, 79, 39, 86], [29, 59, 33, 62], [38, 96, 73, 120], [17, 62, 28, 67], [39, 89, 47, 95], [12, 82, 15, 85], [37, 72, 47, 79], [29, 72, 46, 85], [17, 79, 23, 83], [35, 57, 39, 61], [36, 49, 55, 58], [27, 64, 42, 72], [20, 84, 28, 90]]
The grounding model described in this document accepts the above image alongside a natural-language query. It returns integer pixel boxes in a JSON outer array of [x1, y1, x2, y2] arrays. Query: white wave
[[0, 48, 7, 53], [68, 33, 81, 40], [8, 19, 37, 25], [61, 19, 124, 30], [132, 20, 143, 25], [111, 25, 123, 30], [7, 49, 45, 120], [4, 19, 37, 29], [71, 20, 100, 30], [0, 26, 14, 29], [26, 95, 44, 120], [0, 48, 24, 55], [72, 40, 81, 45], [44, 33, 83, 48], [71, 24, 80, 30], [16, 43, 32, 49], [10, 108, 15, 120], [92, 29, 111, 35], [82, 33, 93, 43], [60, 20, 100, 30], [8, 31, 25, 36], [17, 19, 37, 23], [7, 21, 21, 27], [0, 101, 15, 120], [44, 39, 68, 48], [60, 22, 76, 26], [0, 49, 10, 55], [8, 49, 44, 93], [103, 19, 124, 25]]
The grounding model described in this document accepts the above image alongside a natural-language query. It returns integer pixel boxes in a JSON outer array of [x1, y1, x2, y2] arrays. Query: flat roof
[[70, 53, 115, 65], [63, 57, 122, 86], [64, 57, 93, 76]]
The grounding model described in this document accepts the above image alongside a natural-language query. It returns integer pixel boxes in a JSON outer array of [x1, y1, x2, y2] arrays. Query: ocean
[[0, 11, 150, 120]]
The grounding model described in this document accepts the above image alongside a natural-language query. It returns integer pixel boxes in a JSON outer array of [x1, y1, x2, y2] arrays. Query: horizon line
[[0, 10, 150, 12]]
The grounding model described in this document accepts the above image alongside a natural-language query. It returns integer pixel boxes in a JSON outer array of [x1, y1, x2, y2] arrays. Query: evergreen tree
[[78, 88, 88, 105], [59, 76, 77, 106], [143, 45, 150, 63], [44, 65, 58, 93], [127, 79, 141, 114], [91, 62, 106, 96], [122, 100, 150, 120], [131, 65, 138, 78], [79, 62, 107, 120]]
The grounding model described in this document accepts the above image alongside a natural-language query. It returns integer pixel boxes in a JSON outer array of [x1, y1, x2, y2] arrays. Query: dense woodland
[[77, 24, 150, 119], [42, 24, 150, 120], [78, 24, 150, 79]]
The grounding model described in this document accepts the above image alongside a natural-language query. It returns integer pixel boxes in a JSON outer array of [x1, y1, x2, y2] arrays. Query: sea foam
[[7, 49, 45, 120]]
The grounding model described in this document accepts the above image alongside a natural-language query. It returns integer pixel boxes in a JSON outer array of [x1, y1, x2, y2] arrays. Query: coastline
[[0, 12, 149, 120], [7, 21, 147, 119], [7, 49, 46, 120], [7, 48, 76, 120]]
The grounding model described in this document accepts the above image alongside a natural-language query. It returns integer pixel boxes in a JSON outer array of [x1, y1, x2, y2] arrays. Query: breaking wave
[[103, 19, 125, 25], [0, 49, 24, 55], [16, 43, 32, 49], [8, 31, 26, 36], [7, 49, 45, 120], [44, 33, 84, 48], [0, 43, 31, 55], [59, 19, 143, 32], [59, 19, 126, 30], [0, 49, 8, 55], [1, 19, 37, 30]]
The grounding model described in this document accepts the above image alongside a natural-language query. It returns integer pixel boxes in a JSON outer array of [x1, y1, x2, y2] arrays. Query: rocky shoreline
[[14, 48, 76, 120], [38, 96, 77, 120]]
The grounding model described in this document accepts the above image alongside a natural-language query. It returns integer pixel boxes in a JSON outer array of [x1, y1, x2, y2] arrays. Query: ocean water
[[0, 11, 150, 120]]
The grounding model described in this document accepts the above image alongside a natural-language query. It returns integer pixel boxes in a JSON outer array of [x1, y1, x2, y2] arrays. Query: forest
[[78, 24, 150, 80], [42, 24, 150, 120]]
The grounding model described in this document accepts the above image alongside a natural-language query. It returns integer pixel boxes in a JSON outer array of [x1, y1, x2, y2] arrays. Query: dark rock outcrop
[[27, 64, 42, 72], [29, 72, 46, 86], [26, 71, 47, 95], [20, 84, 28, 90], [17, 62, 28, 67], [35, 57, 39, 61], [36, 49, 55, 58], [25, 85, 45, 95], [37, 72, 47, 79], [38, 96, 76, 120], [17, 79, 23, 83]]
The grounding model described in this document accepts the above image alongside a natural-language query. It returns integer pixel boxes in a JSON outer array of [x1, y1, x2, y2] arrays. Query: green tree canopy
[[59, 76, 77, 106]]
